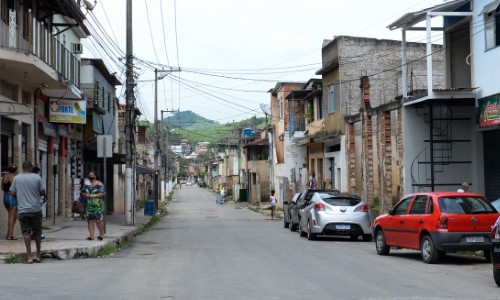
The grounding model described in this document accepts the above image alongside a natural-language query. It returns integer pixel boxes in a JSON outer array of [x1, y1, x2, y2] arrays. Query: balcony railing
[[0, 8, 80, 86]]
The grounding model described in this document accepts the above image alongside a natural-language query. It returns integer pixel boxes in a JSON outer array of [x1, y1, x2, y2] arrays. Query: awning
[[44, 82, 82, 100], [0, 100, 32, 115], [136, 165, 156, 174], [388, 0, 469, 30], [479, 0, 500, 15]]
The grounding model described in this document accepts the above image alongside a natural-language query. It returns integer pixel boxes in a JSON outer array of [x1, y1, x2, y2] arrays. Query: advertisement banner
[[49, 99, 87, 124]]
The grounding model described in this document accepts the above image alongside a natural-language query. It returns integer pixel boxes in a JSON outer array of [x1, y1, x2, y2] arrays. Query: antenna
[[259, 103, 269, 124]]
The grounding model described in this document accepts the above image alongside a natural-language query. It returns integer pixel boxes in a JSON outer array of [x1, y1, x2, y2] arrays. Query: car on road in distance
[[289, 189, 335, 231], [373, 192, 500, 264], [198, 181, 206, 188], [283, 192, 301, 229], [186, 181, 193, 186], [297, 191, 373, 241]]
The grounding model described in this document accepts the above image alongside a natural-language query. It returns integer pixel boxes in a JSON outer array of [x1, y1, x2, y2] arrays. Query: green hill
[[161, 111, 266, 144]]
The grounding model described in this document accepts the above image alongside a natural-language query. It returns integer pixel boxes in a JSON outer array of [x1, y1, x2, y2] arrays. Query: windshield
[[438, 197, 497, 214], [321, 196, 361, 206]]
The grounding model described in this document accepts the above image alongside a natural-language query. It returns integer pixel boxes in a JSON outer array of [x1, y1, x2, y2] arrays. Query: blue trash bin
[[144, 201, 155, 216]]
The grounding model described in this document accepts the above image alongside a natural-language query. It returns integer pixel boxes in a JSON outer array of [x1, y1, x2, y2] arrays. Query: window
[[317, 94, 323, 120], [409, 196, 428, 215], [485, 7, 500, 50], [328, 85, 335, 113], [0, 80, 17, 101], [1, 0, 15, 24], [392, 196, 412, 215]]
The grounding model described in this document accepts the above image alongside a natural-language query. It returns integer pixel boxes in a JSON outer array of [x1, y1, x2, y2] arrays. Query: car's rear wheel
[[421, 235, 439, 264], [363, 234, 372, 242], [375, 230, 390, 255], [494, 268, 500, 287], [484, 249, 492, 263], [307, 221, 317, 241]]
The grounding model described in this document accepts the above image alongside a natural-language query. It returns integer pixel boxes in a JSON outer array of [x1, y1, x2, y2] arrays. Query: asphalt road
[[0, 186, 499, 300]]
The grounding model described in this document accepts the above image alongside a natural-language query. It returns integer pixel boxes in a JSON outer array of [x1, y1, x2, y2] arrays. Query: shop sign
[[49, 99, 87, 124], [480, 94, 500, 127]]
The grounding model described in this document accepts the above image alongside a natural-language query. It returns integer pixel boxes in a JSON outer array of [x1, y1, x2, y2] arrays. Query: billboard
[[49, 99, 87, 124]]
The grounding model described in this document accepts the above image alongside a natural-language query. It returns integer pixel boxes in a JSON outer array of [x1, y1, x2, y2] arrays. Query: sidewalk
[[0, 210, 155, 264]]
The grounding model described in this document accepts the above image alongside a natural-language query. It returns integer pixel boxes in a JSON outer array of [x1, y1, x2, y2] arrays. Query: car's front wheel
[[421, 235, 439, 264], [375, 230, 390, 255], [363, 234, 372, 242], [298, 220, 307, 237], [284, 214, 289, 228]]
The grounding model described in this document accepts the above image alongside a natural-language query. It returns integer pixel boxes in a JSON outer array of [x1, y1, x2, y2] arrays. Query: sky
[[82, 0, 445, 124]]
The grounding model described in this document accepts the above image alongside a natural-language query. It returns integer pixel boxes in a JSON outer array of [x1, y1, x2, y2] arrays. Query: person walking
[[9, 161, 46, 264], [307, 172, 317, 189], [81, 170, 106, 241], [270, 190, 277, 220], [220, 186, 226, 204], [2, 163, 18, 240]]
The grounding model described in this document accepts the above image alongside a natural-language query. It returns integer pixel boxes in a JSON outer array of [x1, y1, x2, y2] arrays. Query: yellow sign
[[49, 99, 87, 124]]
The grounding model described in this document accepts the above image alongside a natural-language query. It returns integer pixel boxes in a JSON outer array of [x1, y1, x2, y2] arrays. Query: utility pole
[[161, 109, 176, 195], [154, 69, 180, 212], [125, 0, 134, 225]]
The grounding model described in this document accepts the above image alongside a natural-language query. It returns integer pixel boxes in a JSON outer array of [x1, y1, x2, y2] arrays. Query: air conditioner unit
[[72, 43, 83, 54]]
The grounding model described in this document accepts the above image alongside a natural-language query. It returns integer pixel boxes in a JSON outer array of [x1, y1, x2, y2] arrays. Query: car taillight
[[359, 204, 368, 212], [438, 214, 448, 229], [314, 203, 325, 211]]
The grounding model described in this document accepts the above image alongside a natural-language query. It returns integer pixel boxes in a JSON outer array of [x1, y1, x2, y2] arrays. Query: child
[[270, 190, 276, 220]]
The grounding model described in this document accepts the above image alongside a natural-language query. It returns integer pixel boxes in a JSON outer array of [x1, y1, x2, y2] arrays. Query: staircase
[[410, 104, 471, 192]]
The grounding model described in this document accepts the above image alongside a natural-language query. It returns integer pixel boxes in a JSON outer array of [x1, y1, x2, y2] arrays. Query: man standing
[[10, 161, 46, 264]]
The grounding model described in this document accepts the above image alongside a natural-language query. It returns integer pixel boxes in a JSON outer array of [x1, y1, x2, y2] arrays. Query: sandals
[[35, 257, 42, 263], [97, 236, 104, 241], [5, 236, 17, 240], [24, 258, 33, 264], [86, 237, 94, 240]]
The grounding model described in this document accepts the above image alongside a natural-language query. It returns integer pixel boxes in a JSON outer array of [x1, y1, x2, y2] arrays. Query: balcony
[[0, 9, 80, 91]]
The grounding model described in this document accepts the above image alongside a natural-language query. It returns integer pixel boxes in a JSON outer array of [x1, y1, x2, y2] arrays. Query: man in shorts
[[10, 161, 46, 264]]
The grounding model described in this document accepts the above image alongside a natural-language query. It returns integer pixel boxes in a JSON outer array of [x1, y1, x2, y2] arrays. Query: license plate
[[336, 224, 350, 230], [466, 236, 484, 243]]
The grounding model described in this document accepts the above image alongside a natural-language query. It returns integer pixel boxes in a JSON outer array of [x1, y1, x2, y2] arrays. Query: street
[[0, 187, 498, 300]]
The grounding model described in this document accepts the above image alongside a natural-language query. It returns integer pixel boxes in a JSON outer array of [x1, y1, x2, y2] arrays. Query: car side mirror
[[283, 201, 289, 205], [388, 208, 395, 215]]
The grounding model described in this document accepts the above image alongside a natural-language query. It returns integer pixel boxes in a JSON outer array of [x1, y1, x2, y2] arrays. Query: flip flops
[[86, 237, 94, 240], [5, 236, 17, 240]]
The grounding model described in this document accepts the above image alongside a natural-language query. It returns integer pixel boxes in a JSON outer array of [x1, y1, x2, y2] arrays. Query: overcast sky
[[83, 0, 444, 124]]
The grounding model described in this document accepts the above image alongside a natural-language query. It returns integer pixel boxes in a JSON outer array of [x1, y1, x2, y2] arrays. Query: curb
[[0, 213, 164, 264]]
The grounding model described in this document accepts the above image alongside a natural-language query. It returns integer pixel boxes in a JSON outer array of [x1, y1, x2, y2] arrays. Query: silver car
[[298, 191, 373, 241]]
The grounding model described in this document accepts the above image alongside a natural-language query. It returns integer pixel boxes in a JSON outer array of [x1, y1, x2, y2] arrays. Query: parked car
[[289, 189, 335, 231], [297, 191, 373, 241], [491, 216, 500, 286], [283, 192, 301, 229], [198, 181, 207, 188], [186, 181, 193, 186], [373, 192, 499, 264]]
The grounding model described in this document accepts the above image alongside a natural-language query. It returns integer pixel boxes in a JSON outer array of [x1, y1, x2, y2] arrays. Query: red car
[[373, 192, 499, 263]]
